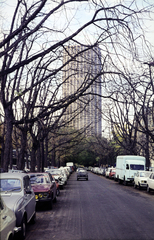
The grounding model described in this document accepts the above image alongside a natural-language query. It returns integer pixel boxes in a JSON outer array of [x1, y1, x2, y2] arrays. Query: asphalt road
[[25, 171, 154, 240]]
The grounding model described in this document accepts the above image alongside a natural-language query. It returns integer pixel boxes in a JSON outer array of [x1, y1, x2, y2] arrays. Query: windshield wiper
[[4, 187, 21, 193]]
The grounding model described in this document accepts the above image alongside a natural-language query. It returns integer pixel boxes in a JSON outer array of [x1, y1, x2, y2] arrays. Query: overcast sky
[[0, 0, 154, 45]]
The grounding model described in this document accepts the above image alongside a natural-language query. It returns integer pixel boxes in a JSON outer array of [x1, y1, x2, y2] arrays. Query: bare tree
[[0, 0, 153, 171]]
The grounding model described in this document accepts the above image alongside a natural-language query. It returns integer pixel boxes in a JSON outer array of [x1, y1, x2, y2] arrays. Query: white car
[[59, 167, 67, 185], [134, 171, 151, 189], [147, 172, 154, 192], [0, 173, 36, 239], [0, 196, 20, 240], [46, 169, 66, 189]]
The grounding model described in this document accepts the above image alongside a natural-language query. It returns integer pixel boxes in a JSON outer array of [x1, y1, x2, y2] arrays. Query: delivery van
[[115, 155, 146, 185]]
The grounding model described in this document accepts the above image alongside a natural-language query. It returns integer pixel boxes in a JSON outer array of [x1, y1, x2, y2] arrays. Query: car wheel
[[147, 185, 150, 192], [123, 177, 127, 186], [86, 178, 88, 181], [138, 183, 141, 190], [134, 183, 137, 188], [19, 216, 26, 240], [49, 198, 53, 209], [53, 195, 57, 203], [56, 188, 60, 196], [77, 178, 79, 181], [8, 234, 13, 240], [118, 179, 121, 184]]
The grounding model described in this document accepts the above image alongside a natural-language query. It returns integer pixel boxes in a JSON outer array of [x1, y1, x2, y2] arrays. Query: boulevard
[[25, 171, 154, 240]]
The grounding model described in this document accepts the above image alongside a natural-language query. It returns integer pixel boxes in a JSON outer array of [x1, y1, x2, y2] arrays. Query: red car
[[29, 172, 57, 209], [109, 168, 116, 179]]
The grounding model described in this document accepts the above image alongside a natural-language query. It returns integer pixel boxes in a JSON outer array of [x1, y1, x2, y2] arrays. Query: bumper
[[77, 175, 88, 179]]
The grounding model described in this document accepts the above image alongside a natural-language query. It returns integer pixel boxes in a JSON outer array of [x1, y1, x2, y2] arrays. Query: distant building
[[62, 45, 102, 136]]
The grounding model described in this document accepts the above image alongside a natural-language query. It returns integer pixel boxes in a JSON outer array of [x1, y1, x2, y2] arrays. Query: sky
[[0, 0, 154, 137], [0, 0, 154, 47]]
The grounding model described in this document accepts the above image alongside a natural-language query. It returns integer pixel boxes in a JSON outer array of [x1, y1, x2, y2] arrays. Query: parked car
[[0, 196, 21, 240], [77, 169, 88, 181], [53, 177, 60, 196], [0, 172, 36, 239], [29, 172, 57, 209], [134, 171, 151, 189], [105, 167, 113, 178], [45, 169, 65, 189], [59, 167, 68, 184], [109, 168, 116, 179], [147, 172, 154, 192]]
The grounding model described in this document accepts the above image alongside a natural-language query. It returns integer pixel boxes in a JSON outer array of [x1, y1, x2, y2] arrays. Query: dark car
[[77, 169, 88, 181], [29, 172, 57, 209]]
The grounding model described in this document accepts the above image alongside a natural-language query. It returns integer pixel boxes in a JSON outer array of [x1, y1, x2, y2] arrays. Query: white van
[[115, 155, 146, 185]]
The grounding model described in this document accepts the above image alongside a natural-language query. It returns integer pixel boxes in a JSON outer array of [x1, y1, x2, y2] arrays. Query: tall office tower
[[62, 45, 102, 136]]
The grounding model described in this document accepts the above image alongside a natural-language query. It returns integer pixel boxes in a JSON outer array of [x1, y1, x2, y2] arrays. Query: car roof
[[0, 172, 28, 179], [28, 172, 50, 177]]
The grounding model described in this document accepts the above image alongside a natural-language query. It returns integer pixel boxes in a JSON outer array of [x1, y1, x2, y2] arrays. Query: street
[[25, 171, 154, 240]]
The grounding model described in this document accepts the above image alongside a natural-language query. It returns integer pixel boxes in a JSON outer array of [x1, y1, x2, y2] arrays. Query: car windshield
[[0, 179, 21, 192], [30, 176, 50, 184], [139, 172, 146, 177], [130, 164, 144, 170]]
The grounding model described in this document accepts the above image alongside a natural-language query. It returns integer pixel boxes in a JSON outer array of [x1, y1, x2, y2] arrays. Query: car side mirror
[[26, 190, 32, 194]]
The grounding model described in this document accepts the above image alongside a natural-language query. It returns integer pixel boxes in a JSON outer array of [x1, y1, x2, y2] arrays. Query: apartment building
[[62, 45, 102, 136]]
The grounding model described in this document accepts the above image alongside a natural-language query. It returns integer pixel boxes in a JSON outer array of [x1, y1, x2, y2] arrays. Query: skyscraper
[[62, 45, 102, 136]]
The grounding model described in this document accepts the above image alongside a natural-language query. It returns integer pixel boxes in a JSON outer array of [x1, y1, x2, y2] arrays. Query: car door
[[0, 197, 15, 240], [23, 176, 35, 222], [150, 173, 154, 189]]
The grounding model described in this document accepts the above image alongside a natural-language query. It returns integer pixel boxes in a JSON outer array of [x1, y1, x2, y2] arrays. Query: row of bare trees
[[0, 0, 154, 171]]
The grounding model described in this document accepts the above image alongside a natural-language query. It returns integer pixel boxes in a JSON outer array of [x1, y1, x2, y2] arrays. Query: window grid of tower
[[62, 45, 102, 136]]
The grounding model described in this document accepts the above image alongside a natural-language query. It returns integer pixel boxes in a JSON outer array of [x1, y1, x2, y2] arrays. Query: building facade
[[62, 45, 102, 136]]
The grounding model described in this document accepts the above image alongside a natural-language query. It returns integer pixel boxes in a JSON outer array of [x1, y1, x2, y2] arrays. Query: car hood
[[31, 184, 51, 192], [1, 193, 23, 211]]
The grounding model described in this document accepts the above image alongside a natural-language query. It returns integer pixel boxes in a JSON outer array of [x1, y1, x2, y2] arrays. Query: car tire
[[56, 188, 60, 196], [8, 234, 13, 240], [49, 198, 53, 209], [86, 178, 88, 181], [118, 179, 122, 184], [77, 178, 79, 181], [147, 185, 151, 192], [134, 183, 137, 188], [138, 183, 141, 190], [123, 177, 127, 186], [53, 195, 57, 203], [19, 216, 26, 240]]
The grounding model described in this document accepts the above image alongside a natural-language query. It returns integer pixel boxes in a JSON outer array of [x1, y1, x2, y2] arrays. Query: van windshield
[[130, 164, 144, 170]]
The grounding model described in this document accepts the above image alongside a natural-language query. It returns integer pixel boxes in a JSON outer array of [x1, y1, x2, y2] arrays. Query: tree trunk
[[31, 140, 38, 172], [3, 107, 14, 172], [36, 142, 41, 172], [41, 140, 45, 172], [18, 128, 27, 170]]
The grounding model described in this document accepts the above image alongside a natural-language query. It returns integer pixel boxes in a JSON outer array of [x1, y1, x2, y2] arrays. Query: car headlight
[[35, 192, 50, 200], [141, 180, 146, 183], [39, 193, 43, 198]]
